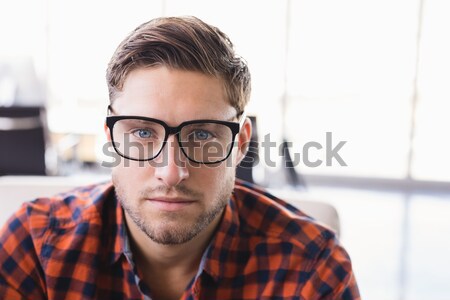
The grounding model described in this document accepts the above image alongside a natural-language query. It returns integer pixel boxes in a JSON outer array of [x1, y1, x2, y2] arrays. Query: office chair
[[0, 106, 47, 175], [236, 115, 306, 188]]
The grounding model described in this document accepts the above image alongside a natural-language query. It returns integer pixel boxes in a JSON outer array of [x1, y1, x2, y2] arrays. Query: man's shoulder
[[0, 181, 116, 261], [226, 181, 359, 299], [21, 181, 115, 228], [232, 180, 336, 255], [0, 182, 120, 299]]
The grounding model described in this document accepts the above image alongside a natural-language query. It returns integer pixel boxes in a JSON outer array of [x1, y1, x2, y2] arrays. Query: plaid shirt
[[0, 180, 360, 299]]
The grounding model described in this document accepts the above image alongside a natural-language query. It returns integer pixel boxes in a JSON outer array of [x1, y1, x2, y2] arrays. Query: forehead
[[112, 67, 237, 124]]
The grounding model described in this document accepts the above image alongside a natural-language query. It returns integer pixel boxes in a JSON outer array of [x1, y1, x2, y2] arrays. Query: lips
[[146, 197, 196, 212]]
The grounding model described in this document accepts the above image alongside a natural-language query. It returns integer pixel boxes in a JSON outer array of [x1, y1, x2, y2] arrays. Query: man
[[0, 16, 360, 299]]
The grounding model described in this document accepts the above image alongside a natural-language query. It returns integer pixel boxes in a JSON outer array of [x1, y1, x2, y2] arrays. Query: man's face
[[106, 66, 249, 245]]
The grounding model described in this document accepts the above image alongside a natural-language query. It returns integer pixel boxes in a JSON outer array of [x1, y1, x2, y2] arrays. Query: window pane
[[47, 0, 164, 106], [0, 0, 47, 106], [285, 0, 420, 178], [411, 0, 450, 182]]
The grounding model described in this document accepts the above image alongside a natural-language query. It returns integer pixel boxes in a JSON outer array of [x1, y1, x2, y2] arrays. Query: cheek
[[112, 163, 156, 211], [112, 162, 154, 191], [196, 164, 235, 192]]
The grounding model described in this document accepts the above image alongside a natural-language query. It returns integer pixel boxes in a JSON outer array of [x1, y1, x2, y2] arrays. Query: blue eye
[[133, 129, 152, 138], [194, 130, 212, 140]]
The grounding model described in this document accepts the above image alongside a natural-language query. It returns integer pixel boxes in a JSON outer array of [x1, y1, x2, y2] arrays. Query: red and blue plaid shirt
[[0, 180, 360, 299]]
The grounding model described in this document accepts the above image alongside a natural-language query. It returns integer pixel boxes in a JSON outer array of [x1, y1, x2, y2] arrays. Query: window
[[0, 0, 448, 183]]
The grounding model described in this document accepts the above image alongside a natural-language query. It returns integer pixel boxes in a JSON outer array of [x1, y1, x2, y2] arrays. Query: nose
[[153, 134, 189, 187]]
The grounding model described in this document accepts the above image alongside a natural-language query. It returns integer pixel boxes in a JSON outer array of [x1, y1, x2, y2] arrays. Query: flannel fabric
[[0, 180, 360, 299]]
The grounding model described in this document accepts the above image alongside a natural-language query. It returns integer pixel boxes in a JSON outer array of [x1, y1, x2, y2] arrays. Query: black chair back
[[0, 106, 47, 175]]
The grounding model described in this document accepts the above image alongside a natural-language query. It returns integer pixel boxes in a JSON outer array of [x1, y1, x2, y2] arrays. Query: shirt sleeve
[[299, 236, 361, 300], [0, 202, 49, 300]]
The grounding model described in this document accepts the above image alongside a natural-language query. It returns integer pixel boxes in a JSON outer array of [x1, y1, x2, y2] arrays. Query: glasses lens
[[180, 122, 234, 163], [112, 119, 165, 160]]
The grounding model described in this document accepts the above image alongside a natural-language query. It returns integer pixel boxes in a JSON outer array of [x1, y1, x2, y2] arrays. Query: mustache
[[139, 184, 203, 199]]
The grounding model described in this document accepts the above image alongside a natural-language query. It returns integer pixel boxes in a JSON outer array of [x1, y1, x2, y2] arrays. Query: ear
[[104, 123, 112, 142], [235, 117, 252, 165]]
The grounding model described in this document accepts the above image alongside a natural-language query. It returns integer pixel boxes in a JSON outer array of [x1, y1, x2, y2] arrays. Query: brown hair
[[106, 16, 251, 114]]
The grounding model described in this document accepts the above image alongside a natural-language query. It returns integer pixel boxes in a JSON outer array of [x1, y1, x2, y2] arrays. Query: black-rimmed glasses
[[106, 112, 246, 164]]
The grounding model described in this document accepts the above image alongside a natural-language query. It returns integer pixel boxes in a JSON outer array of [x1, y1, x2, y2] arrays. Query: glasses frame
[[106, 110, 246, 164]]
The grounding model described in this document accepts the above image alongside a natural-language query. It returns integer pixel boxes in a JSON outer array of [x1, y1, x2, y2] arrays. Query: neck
[[125, 211, 223, 300]]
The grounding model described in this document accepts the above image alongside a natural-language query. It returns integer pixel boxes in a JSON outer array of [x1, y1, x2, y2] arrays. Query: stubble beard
[[113, 174, 235, 245]]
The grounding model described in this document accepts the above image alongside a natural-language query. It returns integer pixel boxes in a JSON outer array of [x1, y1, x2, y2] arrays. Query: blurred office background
[[0, 0, 449, 299]]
